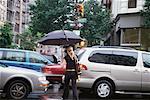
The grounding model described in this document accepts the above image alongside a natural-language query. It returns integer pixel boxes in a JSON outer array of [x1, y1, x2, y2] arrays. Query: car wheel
[[6, 80, 29, 100], [94, 80, 114, 99]]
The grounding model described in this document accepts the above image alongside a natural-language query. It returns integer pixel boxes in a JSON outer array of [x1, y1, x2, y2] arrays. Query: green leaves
[[141, 0, 150, 28], [18, 29, 43, 50], [30, 0, 70, 35], [0, 22, 13, 48], [81, 0, 112, 46]]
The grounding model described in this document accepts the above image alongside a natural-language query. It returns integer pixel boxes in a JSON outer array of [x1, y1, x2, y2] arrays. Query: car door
[[0, 51, 3, 89], [27, 52, 52, 71], [0, 66, 1, 90], [2, 50, 26, 68], [141, 52, 150, 91], [110, 50, 141, 91]]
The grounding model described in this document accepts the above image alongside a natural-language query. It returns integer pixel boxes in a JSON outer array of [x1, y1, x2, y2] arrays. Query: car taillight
[[41, 67, 50, 73], [79, 64, 88, 70]]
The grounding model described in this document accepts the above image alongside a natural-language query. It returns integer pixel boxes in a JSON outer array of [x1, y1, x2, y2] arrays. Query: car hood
[[5, 66, 43, 76]]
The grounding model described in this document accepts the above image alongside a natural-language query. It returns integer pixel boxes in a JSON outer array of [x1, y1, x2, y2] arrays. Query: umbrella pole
[[60, 45, 64, 62], [62, 29, 69, 41]]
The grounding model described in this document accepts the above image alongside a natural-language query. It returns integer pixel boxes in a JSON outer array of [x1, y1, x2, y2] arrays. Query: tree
[[81, 0, 112, 46], [0, 22, 13, 48], [141, 0, 150, 28], [19, 29, 42, 50], [29, 0, 70, 35]]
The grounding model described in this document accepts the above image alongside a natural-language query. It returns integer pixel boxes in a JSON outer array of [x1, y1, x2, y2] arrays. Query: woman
[[62, 45, 79, 100]]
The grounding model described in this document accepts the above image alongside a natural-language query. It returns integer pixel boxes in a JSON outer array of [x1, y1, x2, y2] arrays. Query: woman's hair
[[64, 45, 75, 53]]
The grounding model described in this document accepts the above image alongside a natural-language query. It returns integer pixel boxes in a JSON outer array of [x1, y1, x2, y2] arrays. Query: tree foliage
[[29, 0, 70, 35], [19, 29, 42, 50], [141, 0, 150, 28], [81, 0, 112, 46], [0, 22, 13, 48]]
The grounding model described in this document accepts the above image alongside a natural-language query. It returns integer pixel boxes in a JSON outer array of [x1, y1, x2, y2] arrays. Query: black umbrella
[[38, 30, 82, 45]]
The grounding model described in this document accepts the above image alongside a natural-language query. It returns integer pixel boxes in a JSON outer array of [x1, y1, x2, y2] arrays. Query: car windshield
[[43, 55, 58, 64]]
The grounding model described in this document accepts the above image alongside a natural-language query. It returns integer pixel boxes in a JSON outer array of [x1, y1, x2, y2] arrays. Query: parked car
[[42, 54, 58, 64], [41, 64, 65, 83], [0, 63, 49, 100], [0, 48, 53, 72], [75, 47, 150, 98]]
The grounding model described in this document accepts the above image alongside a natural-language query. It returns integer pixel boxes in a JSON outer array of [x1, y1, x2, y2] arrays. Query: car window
[[88, 50, 112, 64], [111, 51, 138, 66], [5, 51, 25, 62], [29, 53, 47, 64], [0, 63, 7, 68], [142, 53, 150, 68]]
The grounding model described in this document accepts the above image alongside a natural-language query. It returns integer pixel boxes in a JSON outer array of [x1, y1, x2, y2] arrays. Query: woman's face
[[66, 47, 74, 56]]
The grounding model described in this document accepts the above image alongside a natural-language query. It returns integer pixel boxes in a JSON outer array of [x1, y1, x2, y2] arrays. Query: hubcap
[[10, 83, 26, 99], [97, 83, 110, 98]]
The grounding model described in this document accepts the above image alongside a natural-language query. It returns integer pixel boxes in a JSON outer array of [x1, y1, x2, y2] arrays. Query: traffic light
[[76, 3, 84, 17]]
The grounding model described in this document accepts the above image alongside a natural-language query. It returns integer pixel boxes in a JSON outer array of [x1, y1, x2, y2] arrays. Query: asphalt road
[[1, 83, 150, 100]]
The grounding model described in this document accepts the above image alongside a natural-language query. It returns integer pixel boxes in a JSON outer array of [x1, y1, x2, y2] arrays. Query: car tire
[[94, 80, 114, 99], [6, 80, 29, 100]]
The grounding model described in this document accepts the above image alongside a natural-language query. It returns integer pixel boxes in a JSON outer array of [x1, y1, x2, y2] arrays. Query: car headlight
[[38, 76, 46, 82]]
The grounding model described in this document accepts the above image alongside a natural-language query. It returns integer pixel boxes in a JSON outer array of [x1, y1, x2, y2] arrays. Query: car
[[41, 64, 65, 83], [0, 63, 49, 100], [42, 54, 58, 64], [0, 48, 53, 72], [75, 46, 150, 98]]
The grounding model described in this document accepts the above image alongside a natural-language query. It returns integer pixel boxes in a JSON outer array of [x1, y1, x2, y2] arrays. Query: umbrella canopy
[[38, 30, 82, 45]]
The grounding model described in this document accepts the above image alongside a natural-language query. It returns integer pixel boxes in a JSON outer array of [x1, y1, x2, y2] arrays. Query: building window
[[101, 0, 112, 9], [15, 23, 19, 32], [121, 28, 140, 46], [141, 29, 150, 51], [128, 0, 137, 8]]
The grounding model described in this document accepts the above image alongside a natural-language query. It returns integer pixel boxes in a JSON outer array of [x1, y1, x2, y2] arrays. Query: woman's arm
[[61, 59, 66, 69]]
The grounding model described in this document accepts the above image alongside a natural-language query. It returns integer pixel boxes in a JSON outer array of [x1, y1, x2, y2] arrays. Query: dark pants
[[62, 71, 79, 100]]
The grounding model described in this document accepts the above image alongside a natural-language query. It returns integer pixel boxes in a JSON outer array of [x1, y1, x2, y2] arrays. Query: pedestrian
[[62, 45, 79, 100]]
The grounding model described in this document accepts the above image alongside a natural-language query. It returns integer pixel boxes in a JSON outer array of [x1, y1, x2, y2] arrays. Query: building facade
[[7, 0, 30, 44], [0, 0, 7, 25], [105, 0, 150, 51]]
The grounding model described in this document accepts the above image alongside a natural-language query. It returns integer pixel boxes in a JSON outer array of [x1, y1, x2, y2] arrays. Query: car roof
[[0, 48, 37, 53], [82, 47, 140, 53]]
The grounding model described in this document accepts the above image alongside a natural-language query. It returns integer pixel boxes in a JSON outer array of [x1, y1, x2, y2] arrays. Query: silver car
[[0, 63, 49, 100], [77, 47, 150, 98]]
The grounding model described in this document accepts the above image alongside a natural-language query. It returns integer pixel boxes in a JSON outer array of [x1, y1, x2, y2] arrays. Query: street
[[1, 83, 150, 100]]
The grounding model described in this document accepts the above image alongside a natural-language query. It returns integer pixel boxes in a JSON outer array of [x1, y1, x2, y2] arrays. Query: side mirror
[[43, 61, 48, 65]]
